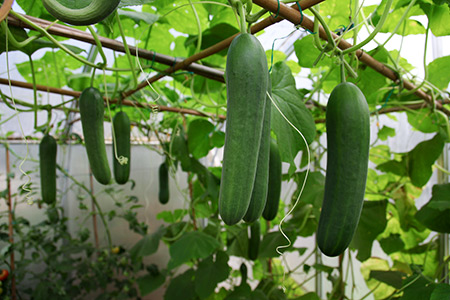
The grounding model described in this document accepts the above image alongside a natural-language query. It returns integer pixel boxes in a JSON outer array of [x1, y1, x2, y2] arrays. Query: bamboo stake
[[252, 0, 450, 115]]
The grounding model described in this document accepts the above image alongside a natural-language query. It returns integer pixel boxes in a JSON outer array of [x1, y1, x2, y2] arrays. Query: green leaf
[[294, 35, 331, 68], [258, 231, 293, 258], [379, 233, 405, 254], [118, 9, 159, 25], [188, 119, 215, 159], [430, 283, 450, 300], [130, 226, 165, 261], [427, 55, 450, 90], [416, 183, 450, 233], [168, 231, 221, 269], [370, 270, 405, 289], [226, 225, 249, 258], [164, 269, 197, 300], [425, 4, 450, 36], [291, 292, 320, 300], [195, 251, 230, 299], [16, 0, 46, 17], [351, 200, 388, 261], [378, 126, 396, 141], [401, 274, 437, 300], [270, 61, 316, 174], [137, 270, 167, 296], [406, 133, 446, 187]]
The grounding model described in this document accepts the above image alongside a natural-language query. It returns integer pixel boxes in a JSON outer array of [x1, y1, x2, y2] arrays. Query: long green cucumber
[[243, 75, 271, 223], [39, 134, 57, 204], [79, 87, 111, 185], [262, 138, 282, 221], [317, 82, 370, 257], [112, 111, 131, 185], [159, 161, 169, 204], [248, 221, 260, 261], [42, 0, 121, 26], [218, 33, 268, 225]]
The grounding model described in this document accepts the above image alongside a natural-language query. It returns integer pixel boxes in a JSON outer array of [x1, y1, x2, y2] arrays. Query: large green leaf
[[401, 274, 437, 300], [168, 231, 221, 269], [427, 55, 450, 90], [130, 225, 166, 261], [187, 119, 215, 159], [137, 270, 167, 296], [423, 3, 450, 36], [194, 251, 230, 299], [258, 231, 294, 258], [406, 133, 446, 187], [351, 200, 388, 261], [430, 283, 450, 300], [293, 35, 332, 68], [270, 61, 316, 174], [164, 269, 197, 300], [416, 183, 450, 233], [370, 270, 405, 289]]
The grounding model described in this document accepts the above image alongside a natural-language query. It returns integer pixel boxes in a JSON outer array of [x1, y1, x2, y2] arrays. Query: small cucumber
[[159, 161, 169, 204], [317, 82, 370, 257], [42, 0, 121, 26], [112, 111, 131, 185], [262, 138, 282, 221], [79, 87, 111, 185], [39, 134, 57, 204], [248, 221, 261, 261], [219, 33, 269, 225]]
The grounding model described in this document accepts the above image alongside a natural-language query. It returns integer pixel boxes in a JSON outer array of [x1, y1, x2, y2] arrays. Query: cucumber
[[243, 74, 272, 223], [262, 138, 282, 221], [39, 134, 57, 204], [159, 161, 169, 204], [248, 221, 261, 261], [79, 87, 111, 185], [219, 33, 269, 225], [42, 0, 121, 26], [112, 111, 131, 185], [316, 82, 370, 257]]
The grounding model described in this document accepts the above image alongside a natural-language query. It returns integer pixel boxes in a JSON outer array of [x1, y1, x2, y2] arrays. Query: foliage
[[1, 0, 450, 299]]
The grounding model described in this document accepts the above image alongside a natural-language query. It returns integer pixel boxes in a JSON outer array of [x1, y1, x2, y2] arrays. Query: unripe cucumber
[[317, 82, 370, 257], [112, 111, 131, 185], [42, 0, 121, 26], [262, 138, 282, 221], [39, 134, 57, 204], [248, 221, 261, 261], [219, 33, 268, 225], [159, 161, 169, 204], [243, 75, 272, 223], [79, 87, 111, 185]]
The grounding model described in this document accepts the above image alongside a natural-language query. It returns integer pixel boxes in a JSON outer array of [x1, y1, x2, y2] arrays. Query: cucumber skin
[[42, 0, 121, 26], [219, 33, 269, 225], [248, 221, 261, 261], [39, 134, 57, 204], [159, 162, 169, 204], [262, 138, 282, 221], [79, 87, 111, 185], [243, 75, 272, 223], [317, 82, 370, 257], [112, 111, 131, 185]]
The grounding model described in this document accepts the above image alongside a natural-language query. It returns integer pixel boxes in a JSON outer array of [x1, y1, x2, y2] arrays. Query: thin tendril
[[267, 91, 311, 291]]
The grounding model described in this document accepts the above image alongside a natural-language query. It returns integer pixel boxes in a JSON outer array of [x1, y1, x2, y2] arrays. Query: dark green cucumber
[[42, 0, 121, 26], [219, 33, 269, 225], [262, 138, 282, 221], [159, 161, 169, 204], [79, 87, 111, 185], [317, 82, 370, 257], [112, 111, 131, 185], [243, 74, 272, 223], [248, 221, 261, 261], [39, 134, 57, 204]]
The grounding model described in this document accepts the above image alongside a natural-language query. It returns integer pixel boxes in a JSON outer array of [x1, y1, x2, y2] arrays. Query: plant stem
[[115, 11, 138, 88]]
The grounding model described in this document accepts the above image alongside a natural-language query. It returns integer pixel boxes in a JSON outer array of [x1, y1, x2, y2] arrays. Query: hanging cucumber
[[39, 134, 57, 204], [262, 138, 282, 221], [79, 87, 111, 185], [42, 0, 121, 26], [159, 161, 169, 204], [112, 111, 131, 185], [316, 82, 370, 257], [243, 74, 271, 223], [248, 221, 261, 261], [219, 33, 269, 225]]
